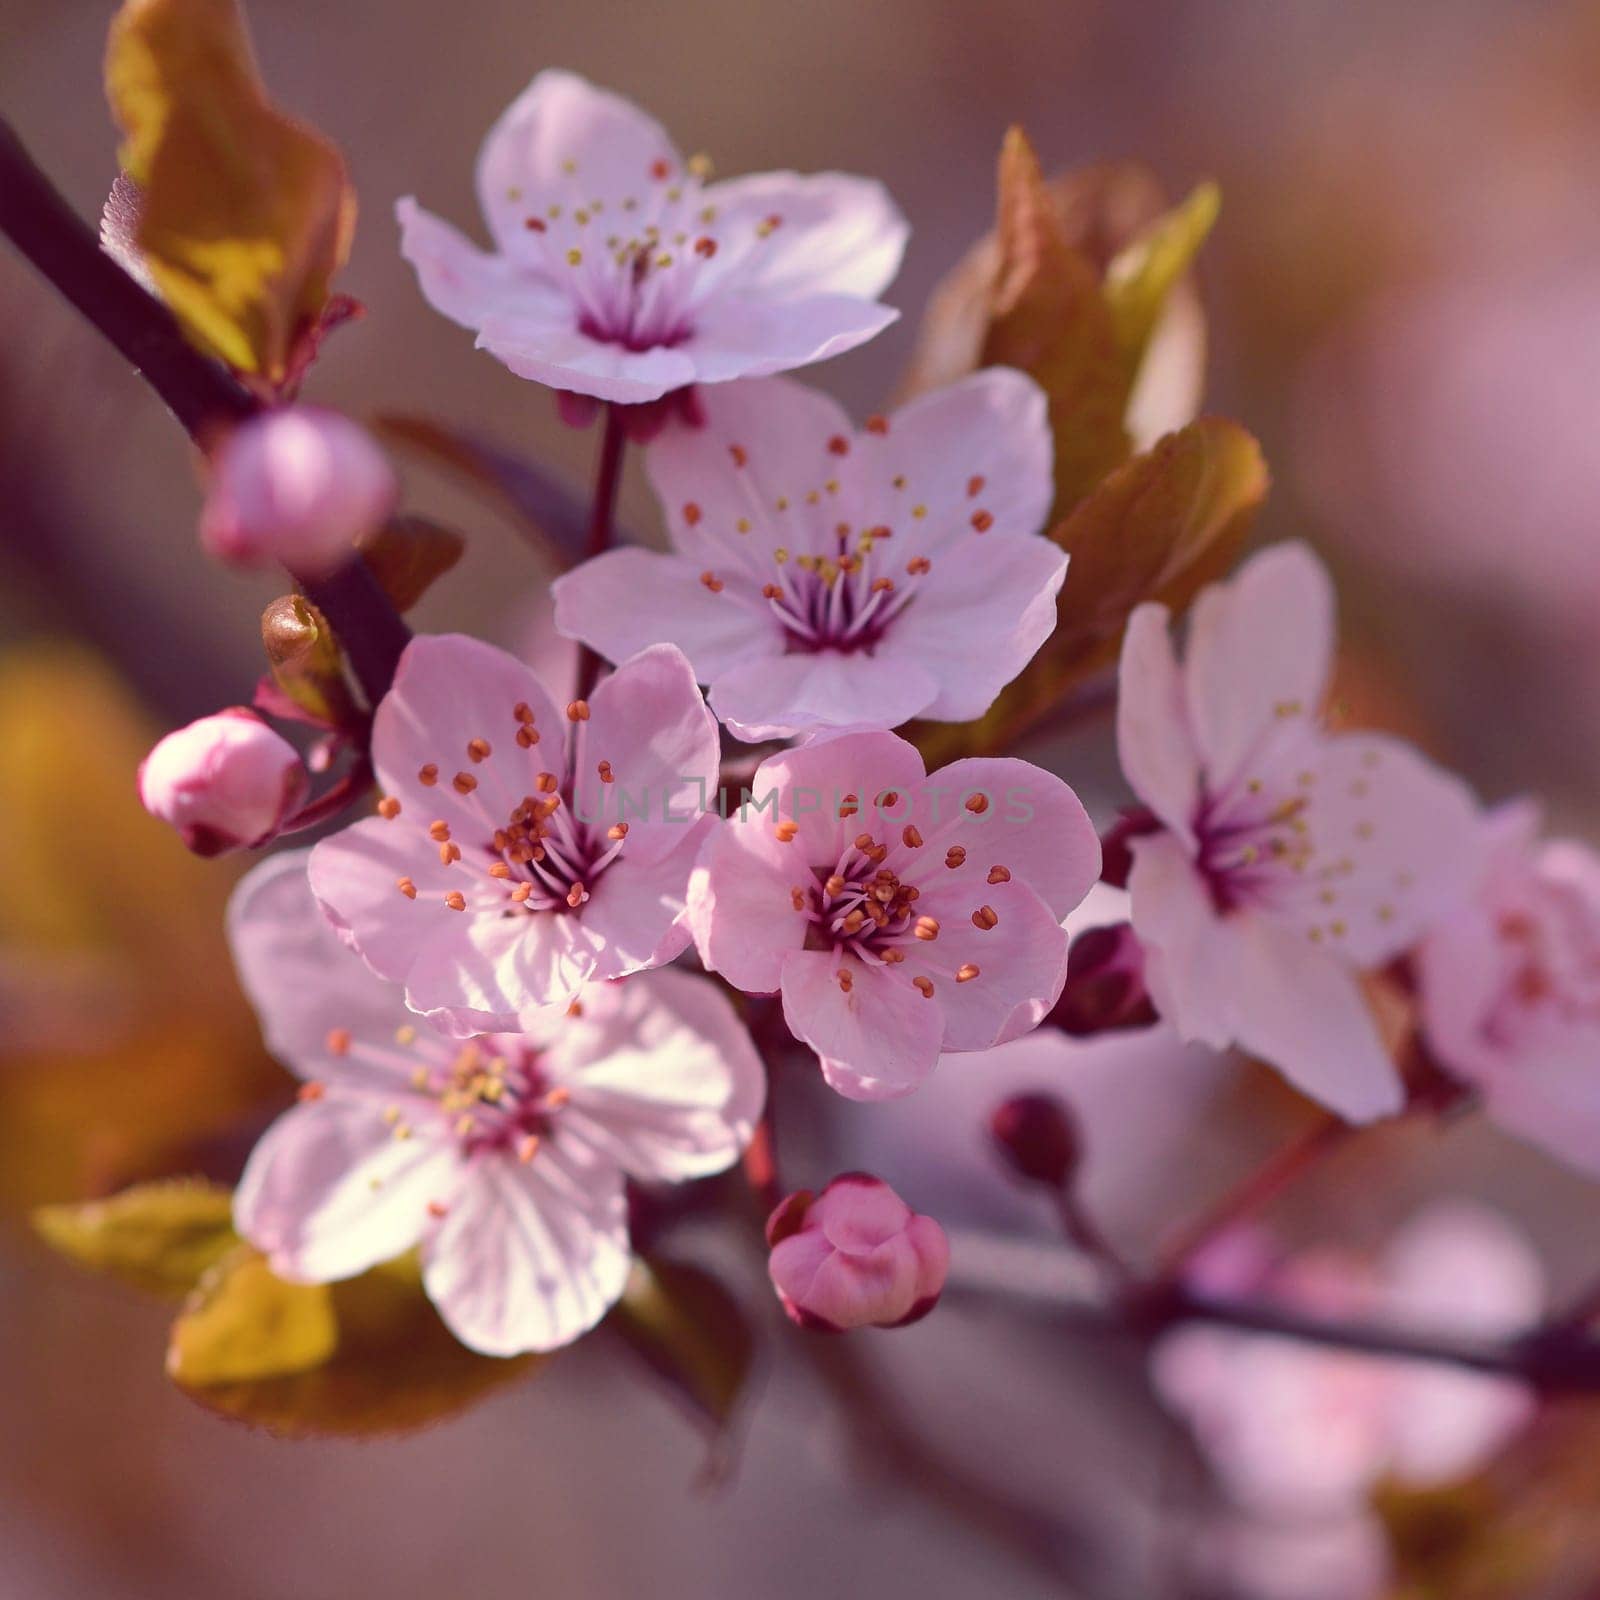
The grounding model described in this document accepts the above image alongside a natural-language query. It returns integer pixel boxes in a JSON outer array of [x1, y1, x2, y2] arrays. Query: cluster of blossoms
[[130, 67, 1600, 1387]]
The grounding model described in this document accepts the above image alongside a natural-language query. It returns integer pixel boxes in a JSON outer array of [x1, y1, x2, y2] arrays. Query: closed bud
[[260, 594, 357, 728], [766, 1174, 949, 1333], [990, 1093, 1080, 1189], [137, 709, 307, 857], [200, 407, 397, 577], [1050, 920, 1157, 1036]]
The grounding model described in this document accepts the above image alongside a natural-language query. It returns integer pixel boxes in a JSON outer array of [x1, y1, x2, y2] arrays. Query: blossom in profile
[[138, 708, 307, 857], [1116, 542, 1482, 1122], [397, 70, 907, 404], [552, 369, 1066, 739], [766, 1173, 948, 1331], [688, 730, 1100, 1100], [309, 634, 718, 1034], [200, 407, 397, 576], [230, 852, 765, 1356], [1418, 802, 1600, 1176], [1152, 1203, 1542, 1517]]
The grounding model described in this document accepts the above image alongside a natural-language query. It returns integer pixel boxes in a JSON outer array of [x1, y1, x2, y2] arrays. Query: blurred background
[[4, 1, 1600, 1595]]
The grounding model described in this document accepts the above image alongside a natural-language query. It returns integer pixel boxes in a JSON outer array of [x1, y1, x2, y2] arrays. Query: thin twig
[[573, 404, 627, 703]]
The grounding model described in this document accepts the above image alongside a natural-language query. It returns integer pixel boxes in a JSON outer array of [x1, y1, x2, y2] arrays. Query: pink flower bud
[[137, 709, 308, 857], [1050, 921, 1156, 1037], [766, 1174, 949, 1332], [200, 407, 397, 577], [990, 1092, 1080, 1189]]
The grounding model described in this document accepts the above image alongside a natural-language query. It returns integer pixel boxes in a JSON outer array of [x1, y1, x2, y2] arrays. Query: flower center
[[430, 1036, 570, 1160], [1195, 784, 1315, 915], [762, 527, 918, 656]]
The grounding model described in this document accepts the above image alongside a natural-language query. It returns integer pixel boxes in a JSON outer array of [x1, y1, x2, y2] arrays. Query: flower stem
[[0, 117, 411, 710], [573, 404, 627, 702]]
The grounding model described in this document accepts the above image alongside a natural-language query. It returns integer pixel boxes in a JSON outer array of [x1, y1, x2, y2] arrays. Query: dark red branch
[[573, 404, 628, 702]]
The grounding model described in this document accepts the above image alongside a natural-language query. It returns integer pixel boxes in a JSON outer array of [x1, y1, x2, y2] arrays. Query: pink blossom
[[397, 70, 906, 405], [1116, 542, 1482, 1122], [1152, 1203, 1543, 1519], [230, 851, 765, 1356], [687, 730, 1100, 1099], [1418, 802, 1600, 1177], [200, 407, 397, 576], [309, 634, 719, 1034], [766, 1173, 948, 1331], [137, 708, 307, 857], [551, 369, 1066, 739]]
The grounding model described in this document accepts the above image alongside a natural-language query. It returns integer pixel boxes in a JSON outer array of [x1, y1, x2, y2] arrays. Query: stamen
[[326, 1028, 351, 1056], [444, 891, 467, 911], [467, 738, 491, 763], [902, 825, 923, 848], [987, 864, 1011, 883], [971, 510, 994, 532], [377, 796, 401, 819], [567, 700, 591, 722], [452, 772, 478, 795], [298, 1082, 326, 1102], [955, 963, 980, 983], [418, 764, 439, 786], [913, 976, 935, 998], [913, 916, 940, 941], [396, 877, 418, 899]]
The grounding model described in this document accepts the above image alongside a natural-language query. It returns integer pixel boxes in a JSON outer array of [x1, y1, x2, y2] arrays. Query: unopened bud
[[137, 709, 307, 857], [260, 595, 357, 728], [990, 1093, 1080, 1189], [1051, 921, 1157, 1037], [766, 1174, 948, 1332], [200, 407, 397, 577]]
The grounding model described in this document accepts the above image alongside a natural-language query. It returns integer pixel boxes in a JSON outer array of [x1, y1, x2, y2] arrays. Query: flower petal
[[686, 816, 810, 994], [1117, 602, 1201, 841], [396, 197, 566, 334], [781, 949, 944, 1101], [684, 292, 900, 387], [235, 1094, 456, 1282], [573, 823, 704, 980], [551, 548, 780, 684], [549, 968, 765, 1181], [709, 649, 940, 742], [422, 1143, 630, 1355], [475, 315, 699, 403], [1184, 542, 1336, 791]]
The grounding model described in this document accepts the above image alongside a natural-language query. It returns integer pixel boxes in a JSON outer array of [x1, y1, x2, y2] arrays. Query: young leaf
[[168, 1244, 338, 1386], [357, 515, 466, 613], [169, 1252, 545, 1437], [260, 593, 358, 729], [33, 1178, 237, 1297], [105, 0, 355, 383]]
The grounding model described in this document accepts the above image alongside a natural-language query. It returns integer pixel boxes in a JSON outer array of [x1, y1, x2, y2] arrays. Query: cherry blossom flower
[[138, 708, 307, 856], [1116, 542, 1482, 1122], [1418, 802, 1600, 1177], [1152, 1203, 1542, 1517], [765, 1173, 948, 1331], [230, 851, 764, 1356], [551, 369, 1065, 739], [309, 634, 718, 1034], [200, 407, 397, 576], [687, 730, 1100, 1099], [397, 70, 907, 405]]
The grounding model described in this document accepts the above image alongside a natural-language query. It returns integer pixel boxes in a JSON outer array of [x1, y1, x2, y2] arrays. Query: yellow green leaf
[[981, 128, 1132, 514], [33, 1178, 237, 1297], [169, 1251, 546, 1437], [913, 418, 1268, 762], [1104, 181, 1220, 388], [168, 1244, 337, 1386], [105, 0, 355, 381]]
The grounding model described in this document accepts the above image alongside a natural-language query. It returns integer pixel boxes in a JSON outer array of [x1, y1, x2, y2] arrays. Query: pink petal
[[686, 818, 811, 994], [422, 1143, 630, 1355], [1228, 913, 1405, 1123], [1184, 542, 1336, 792], [396, 197, 567, 333], [695, 170, 907, 300], [781, 949, 944, 1101], [908, 877, 1071, 1051], [1128, 831, 1237, 1050], [1475, 1030, 1600, 1178], [918, 755, 1101, 920], [572, 822, 705, 978], [474, 70, 680, 256], [710, 649, 940, 742], [235, 1093, 457, 1283], [579, 643, 719, 862], [810, 1173, 913, 1249], [551, 548, 780, 684], [475, 314, 699, 403], [547, 969, 765, 1181], [873, 534, 1068, 723], [1117, 602, 1201, 840], [684, 292, 900, 386]]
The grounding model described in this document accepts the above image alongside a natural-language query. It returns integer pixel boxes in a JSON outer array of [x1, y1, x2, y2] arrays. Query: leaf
[[168, 1244, 337, 1386], [33, 1178, 238, 1297], [105, 0, 355, 382], [170, 1250, 545, 1437], [259, 593, 358, 729], [610, 1256, 755, 1454], [1104, 182, 1220, 389], [912, 418, 1268, 762], [358, 515, 466, 612], [374, 415, 592, 565], [981, 128, 1132, 514]]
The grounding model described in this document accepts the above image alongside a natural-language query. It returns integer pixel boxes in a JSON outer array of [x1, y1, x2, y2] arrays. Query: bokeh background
[[4, 1, 1600, 1596]]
